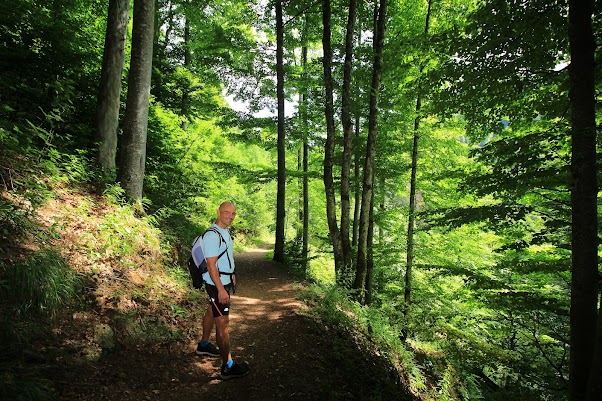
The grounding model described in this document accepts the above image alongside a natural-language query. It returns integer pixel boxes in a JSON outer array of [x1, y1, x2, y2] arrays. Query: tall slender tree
[[352, 113, 362, 247], [339, 0, 359, 280], [403, 0, 432, 338], [118, 0, 155, 204], [352, 10, 364, 249], [321, 0, 344, 277], [96, 0, 130, 179], [354, 0, 387, 300], [567, 0, 599, 400], [300, 15, 310, 271], [181, 15, 191, 129], [273, 0, 286, 262]]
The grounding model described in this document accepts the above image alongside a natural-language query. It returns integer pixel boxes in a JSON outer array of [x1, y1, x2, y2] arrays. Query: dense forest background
[[1, 0, 601, 400]]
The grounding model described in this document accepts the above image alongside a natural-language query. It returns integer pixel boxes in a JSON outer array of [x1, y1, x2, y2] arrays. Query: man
[[195, 201, 249, 380]]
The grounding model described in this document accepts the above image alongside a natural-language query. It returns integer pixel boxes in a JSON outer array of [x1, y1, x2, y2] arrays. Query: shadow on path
[[56, 247, 413, 401], [57, 247, 335, 401]]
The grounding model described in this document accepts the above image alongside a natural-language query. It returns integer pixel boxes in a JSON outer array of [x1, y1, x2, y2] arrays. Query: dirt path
[[57, 247, 339, 401]]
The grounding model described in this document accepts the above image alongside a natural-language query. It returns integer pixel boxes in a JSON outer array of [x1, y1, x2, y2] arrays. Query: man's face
[[217, 203, 236, 228]]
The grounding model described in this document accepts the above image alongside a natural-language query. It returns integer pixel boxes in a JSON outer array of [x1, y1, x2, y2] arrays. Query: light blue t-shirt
[[201, 223, 235, 286]]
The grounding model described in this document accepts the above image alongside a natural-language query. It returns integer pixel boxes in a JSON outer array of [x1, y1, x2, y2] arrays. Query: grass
[[1, 249, 81, 316], [0, 248, 78, 401]]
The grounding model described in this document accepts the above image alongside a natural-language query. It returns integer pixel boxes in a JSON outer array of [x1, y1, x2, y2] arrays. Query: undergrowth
[[299, 284, 420, 401], [297, 281, 485, 401], [0, 135, 207, 400], [0, 250, 79, 401], [1, 249, 81, 324]]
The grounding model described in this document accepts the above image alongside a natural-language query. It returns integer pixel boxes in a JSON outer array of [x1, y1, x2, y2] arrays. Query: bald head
[[216, 202, 236, 228], [219, 201, 235, 210]]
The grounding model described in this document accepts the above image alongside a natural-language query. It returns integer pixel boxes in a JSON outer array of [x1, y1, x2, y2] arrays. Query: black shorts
[[204, 283, 233, 317]]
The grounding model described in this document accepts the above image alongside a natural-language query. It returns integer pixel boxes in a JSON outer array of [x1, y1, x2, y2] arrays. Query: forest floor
[[48, 245, 415, 401]]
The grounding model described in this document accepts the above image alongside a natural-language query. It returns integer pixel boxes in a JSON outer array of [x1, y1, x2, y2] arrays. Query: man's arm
[[206, 256, 229, 304]]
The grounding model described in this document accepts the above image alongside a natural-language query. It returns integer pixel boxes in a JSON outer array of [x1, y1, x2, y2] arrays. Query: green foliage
[[433, 0, 569, 141], [282, 239, 306, 274], [0, 0, 105, 151], [0, 196, 34, 242], [0, 249, 80, 401], [0, 249, 82, 318], [307, 253, 336, 285], [116, 313, 185, 346], [302, 284, 433, 400], [143, 102, 276, 247]]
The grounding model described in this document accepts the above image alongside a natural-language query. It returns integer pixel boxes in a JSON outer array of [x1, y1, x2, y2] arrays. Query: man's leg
[[201, 306, 214, 342], [215, 314, 249, 379], [196, 305, 220, 356], [214, 315, 231, 364]]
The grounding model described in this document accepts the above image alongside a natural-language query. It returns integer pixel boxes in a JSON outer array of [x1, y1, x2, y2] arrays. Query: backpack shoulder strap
[[203, 227, 226, 247], [191, 234, 202, 247], [202, 227, 230, 262], [203, 227, 233, 274]]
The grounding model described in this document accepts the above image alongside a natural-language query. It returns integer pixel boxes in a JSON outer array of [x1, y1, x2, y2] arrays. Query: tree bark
[[353, 111, 361, 247], [588, 297, 602, 401], [340, 0, 359, 281], [352, 21, 363, 249], [297, 146, 303, 241], [181, 16, 191, 129], [321, 0, 344, 276], [96, 0, 129, 179], [301, 20, 310, 272], [354, 0, 387, 299], [365, 187, 375, 304], [118, 0, 155, 204], [303, 128, 309, 270], [403, 0, 432, 340], [273, 0, 286, 263], [403, 97, 420, 338], [567, 0, 599, 400]]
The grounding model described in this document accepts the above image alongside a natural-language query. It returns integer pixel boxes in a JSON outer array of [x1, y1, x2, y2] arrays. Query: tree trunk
[[567, 0, 599, 400], [403, 0, 432, 341], [354, 0, 387, 299], [297, 146, 303, 241], [340, 0, 359, 281], [365, 187, 375, 305], [303, 128, 309, 271], [588, 296, 602, 401], [403, 101, 420, 338], [301, 23, 310, 272], [96, 0, 129, 179], [118, 0, 155, 204], [353, 111, 361, 247], [181, 17, 191, 129], [352, 25, 363, 249], [273, 0, 286, 263], [321, 0, 344, 276]]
